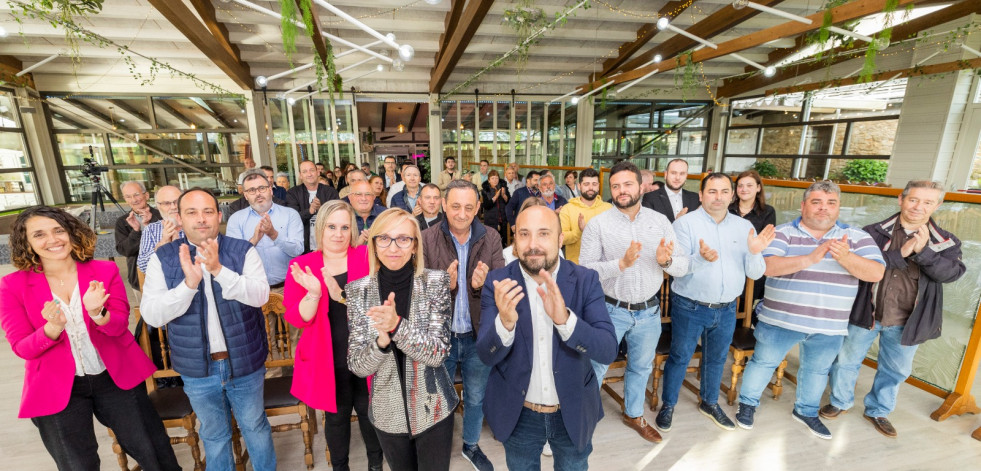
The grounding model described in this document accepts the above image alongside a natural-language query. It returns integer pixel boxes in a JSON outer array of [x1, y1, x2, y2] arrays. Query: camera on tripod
[[80, 157, 109, 180]]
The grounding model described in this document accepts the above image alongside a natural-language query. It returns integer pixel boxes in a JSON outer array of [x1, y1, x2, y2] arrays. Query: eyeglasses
[[157, 199, 178, 208], [351, 192, 374, 198], [243, 185, 270, 195], [374, 235, 415, 249]]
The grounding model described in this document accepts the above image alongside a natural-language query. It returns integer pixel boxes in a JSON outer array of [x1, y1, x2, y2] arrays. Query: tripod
[[87, 175, 125, 233]]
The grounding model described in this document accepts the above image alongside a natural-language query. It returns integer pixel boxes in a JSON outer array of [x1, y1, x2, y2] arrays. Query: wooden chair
[[719, 278, 790, 405], [260, 293, 316, 470], [108, 308, 204, 471]]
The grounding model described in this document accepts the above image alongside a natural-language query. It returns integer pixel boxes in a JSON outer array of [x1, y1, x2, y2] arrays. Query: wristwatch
[[90, 307, 107, 319]]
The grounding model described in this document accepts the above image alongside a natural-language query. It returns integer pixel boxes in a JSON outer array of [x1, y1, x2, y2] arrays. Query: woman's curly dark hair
[[10, 206, 96, 272]]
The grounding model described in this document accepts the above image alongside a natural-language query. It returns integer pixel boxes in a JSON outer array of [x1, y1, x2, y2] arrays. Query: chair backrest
[[660, 273, 672, 323], [134, 308, 181, 394], [261, 293, 294, 368], [137, 269, 146, 292], [737, 278, 755, 328]]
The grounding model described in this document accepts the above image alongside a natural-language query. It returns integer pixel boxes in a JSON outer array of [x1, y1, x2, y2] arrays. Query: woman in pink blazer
[[0, 206, 179, 471], [285, 200, 383, 471]]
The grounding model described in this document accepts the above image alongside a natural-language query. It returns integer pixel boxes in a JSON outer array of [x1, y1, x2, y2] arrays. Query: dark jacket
[[285, 183, 340, 252], [505, 186, 541, 227], [849, 214, 966, 346], [481, 181, 511, 227], [355, 204, 387, 233], [728, 203, 776, 234], [156, 234, 268, 378], [114, 207, 162, 288], [477, 260, 617, 451], [390, 186, 421, 212], [642, 186, 700, 222], [416, 212, 444, 230], [422, 218, 505, 332], [272, 185, 288, 201]]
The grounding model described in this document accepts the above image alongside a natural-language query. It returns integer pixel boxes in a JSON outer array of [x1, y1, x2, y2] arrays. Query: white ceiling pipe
[[730, 52, 776, 77], [17, 53, 61, 76], [733, 1, 812, 24], [580, 80, 614, 99], [311, 0, 413, 61], [548, 89, 580, 104], [657, 18, 718, 49], [617, 69, 659, 93]]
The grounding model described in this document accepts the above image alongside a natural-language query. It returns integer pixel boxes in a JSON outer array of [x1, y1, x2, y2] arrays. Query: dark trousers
[[31, 371, 180, 471], [323, 375, 384, 470], [374, 415, 454, 471]]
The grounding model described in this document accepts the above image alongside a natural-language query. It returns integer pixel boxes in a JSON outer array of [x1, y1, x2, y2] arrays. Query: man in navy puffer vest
[[141, 188, 275, 471]]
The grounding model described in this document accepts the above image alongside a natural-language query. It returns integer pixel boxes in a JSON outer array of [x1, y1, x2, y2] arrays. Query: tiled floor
[[1, 261, 980, 470]]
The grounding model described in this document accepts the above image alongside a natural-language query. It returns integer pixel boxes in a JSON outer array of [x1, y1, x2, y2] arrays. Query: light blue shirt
[[451, 229, 472, 334], [670, 207, 766, 304], [225, 203, 304, 285], [137, 220, 183, 273]]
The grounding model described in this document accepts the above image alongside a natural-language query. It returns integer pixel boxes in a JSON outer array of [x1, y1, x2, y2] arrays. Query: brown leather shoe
[[864, 415, 897, 438], [623, 413, 663, 443], [819, 404, 845, 419]]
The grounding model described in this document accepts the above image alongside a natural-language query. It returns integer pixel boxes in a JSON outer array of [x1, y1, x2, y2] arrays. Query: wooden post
[[930, 300, 981, 421]]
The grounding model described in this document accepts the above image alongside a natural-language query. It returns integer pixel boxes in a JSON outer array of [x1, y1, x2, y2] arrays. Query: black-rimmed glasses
[[374, 235, 415, 248]]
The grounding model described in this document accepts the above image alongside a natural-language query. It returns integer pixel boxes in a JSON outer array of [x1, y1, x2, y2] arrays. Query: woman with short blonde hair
[[347, 207, 457, 470]]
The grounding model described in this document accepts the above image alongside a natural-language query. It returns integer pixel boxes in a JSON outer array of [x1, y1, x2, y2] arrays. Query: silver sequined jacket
[[347, 269, 459, 436]]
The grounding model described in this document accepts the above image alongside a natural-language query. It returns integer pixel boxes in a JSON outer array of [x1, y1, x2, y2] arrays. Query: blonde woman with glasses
[[347, 208, 458, 471]]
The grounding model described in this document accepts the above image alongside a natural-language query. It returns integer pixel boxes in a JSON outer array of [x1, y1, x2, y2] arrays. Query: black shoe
[[735, 403, 756, 430], [792, 410, 832, 440], [655, 404, 674, 432], [462, 444, 494, 471], [698, 402, 735, 431]]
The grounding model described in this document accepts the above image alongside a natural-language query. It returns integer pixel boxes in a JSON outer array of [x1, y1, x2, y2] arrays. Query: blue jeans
[[591, 303, 661, 418], [662, 294, 737, 407], [737, 322, 844, 417], [182, 360, 276, 471], [443, 334, 490, 446], [830, 323, 919, 417], [503, 407, 591, 471]]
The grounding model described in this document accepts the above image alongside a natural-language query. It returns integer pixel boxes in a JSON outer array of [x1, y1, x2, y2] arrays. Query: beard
[[541, 189, 555, 199], [581, 189, 598, 201], [518, 248, 559, 275], [666, 180, 684, 191], [613, 191, 640, 209]]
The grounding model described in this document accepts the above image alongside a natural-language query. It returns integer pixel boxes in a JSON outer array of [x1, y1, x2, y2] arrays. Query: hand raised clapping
[[289, 263, 322, 298], [747, 224, 776, 255], [82, 280, 110, 317], [493, 278, 524, 332], [656, 238, 674, 266]]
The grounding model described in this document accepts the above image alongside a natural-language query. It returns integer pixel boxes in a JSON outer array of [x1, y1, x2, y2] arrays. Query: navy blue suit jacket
[[477, 260, 617, 451]]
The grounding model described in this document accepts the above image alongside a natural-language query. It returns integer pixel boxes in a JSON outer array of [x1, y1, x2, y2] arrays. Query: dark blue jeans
[[443, 334, 491, 446], [503, 407, 591, 471], [661, 293, 737, 407]]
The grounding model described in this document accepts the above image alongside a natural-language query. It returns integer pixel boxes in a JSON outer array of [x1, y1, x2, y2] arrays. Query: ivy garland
[[674, 51, 698, 101], [6, 0, 243, 98], [858, 0, 902, 83], [277, 0, 341, 101], [502, 0, 549, 69]]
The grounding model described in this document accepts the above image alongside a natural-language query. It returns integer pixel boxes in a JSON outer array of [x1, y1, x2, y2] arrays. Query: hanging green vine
[[674, 51, 698, 101], [806, 0, 856, 62], [858, 0, 900, 83], [6, 0, 243, 98], [279, 0, 300, 63], [502, 0, 549, 68], [278, 0, 341, 101]]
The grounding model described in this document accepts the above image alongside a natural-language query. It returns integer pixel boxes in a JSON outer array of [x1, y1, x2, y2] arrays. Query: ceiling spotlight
[[424, 0, 443, 4], [398, 44, 415, 62], [763, 66, 776, 77], [732, 0, 749, 9], [287, 97, 296, 107], [386, 33, 397, 42], [0, 26, 8, 38], [255, 75, 268, 88], [656, 17, 670, 30], [376, 63, 385, 72], [653, 54, 662, 63], [391, 58, 405, 72], [873, 37, 890, 50], [570, 96, 579, 104]]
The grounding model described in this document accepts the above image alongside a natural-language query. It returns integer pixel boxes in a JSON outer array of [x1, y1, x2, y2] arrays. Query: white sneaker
[[542, 442, 553, 456]]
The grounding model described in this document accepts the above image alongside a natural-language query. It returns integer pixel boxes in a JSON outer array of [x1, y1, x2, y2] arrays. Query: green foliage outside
[[750, 159, 780, 178], [837, 159, 889, 182]]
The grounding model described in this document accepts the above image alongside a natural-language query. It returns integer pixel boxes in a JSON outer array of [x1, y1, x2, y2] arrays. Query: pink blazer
[[284, 246, 370, 412], [0, 260, 156, 418]]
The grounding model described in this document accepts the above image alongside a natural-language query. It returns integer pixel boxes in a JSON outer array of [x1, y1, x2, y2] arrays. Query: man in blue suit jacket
[[478, 205, 617, 470]]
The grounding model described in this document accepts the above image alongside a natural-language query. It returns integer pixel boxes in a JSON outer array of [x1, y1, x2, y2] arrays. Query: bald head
[[154, 185, 182, 218], [514, 205, 562, 275]]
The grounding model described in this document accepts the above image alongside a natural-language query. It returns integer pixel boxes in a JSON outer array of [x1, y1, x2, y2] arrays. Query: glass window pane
[[1, 92, 21, 128], [846, 120, 898, 155], [659, 103, 708, 127], [563, 102, 576, 166], [726, 128, 758, 155], [760, 126, 803, 155], [594, 101, 651, 128], [153, 96, 247, 130], [292, 100, 314, 162], [0, 171, 39, 210], [110, 135, 160, 165], [58, 133, 109, 166], [678, 130, 707, 155], [0, 131, 29, 167]]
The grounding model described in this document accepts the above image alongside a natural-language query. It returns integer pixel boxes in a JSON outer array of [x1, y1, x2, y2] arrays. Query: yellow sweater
[[559, 197, 613, 264]]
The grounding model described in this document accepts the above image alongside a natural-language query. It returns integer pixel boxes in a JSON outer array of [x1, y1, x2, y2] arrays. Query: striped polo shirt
[[759, 218, 884, 335]]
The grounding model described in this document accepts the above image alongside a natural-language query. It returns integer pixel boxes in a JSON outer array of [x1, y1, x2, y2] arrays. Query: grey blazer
[[346, 269, 458, 436]]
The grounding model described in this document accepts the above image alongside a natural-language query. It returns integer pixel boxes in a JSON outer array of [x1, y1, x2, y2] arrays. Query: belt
[[210, 351, 229, 361], [451, 331, 474, 339], [523, 401, 560, 413], [269, 281, 285, 289], [679, 294, 737, 310], [605, 294, 659, 312]]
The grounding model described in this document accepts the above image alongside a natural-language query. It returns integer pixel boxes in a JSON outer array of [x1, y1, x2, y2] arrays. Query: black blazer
[[285, 183, 340, 252], [641, 186, 700, 222]]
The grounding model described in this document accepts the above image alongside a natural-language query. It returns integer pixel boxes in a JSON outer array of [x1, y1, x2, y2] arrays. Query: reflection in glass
[[0, 171, 38, 211]]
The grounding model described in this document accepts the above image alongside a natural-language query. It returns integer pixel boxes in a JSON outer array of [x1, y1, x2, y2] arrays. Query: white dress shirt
[[53, 284, 106, 376], [494, 260, 577, 406], [666, 188, 684, 216], [140, 244, 270, 354]]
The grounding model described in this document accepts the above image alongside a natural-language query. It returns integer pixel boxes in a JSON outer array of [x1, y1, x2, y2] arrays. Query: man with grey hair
[[138, 185, 184, 273], [537, 172, 567, 212], [275, 172, 291, 192], [115, 180, 161, 289], [227, 169, 304, 289], [821, 180, 965, 438], [640, 169, 656, 194], [735, 180, 886, 440]]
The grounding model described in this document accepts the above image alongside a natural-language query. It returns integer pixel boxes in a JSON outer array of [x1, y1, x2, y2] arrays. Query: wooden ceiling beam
[[380, 102, 388, 132], [766, 57, 981, 96], [297, 0, 332, 89], [189, 0, 244, 63], [595, 0, 691, 79], [717, 0, 981, 98], [605, 0, 789, 80], [435, 0, 466, 66], [430, 0, 495, 93], [108, 98, 153, 127], [0, 55, 36, 89], [148, 0, 252, 90], [581, 0, 933, 94], [407, 103, 422, 132]]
